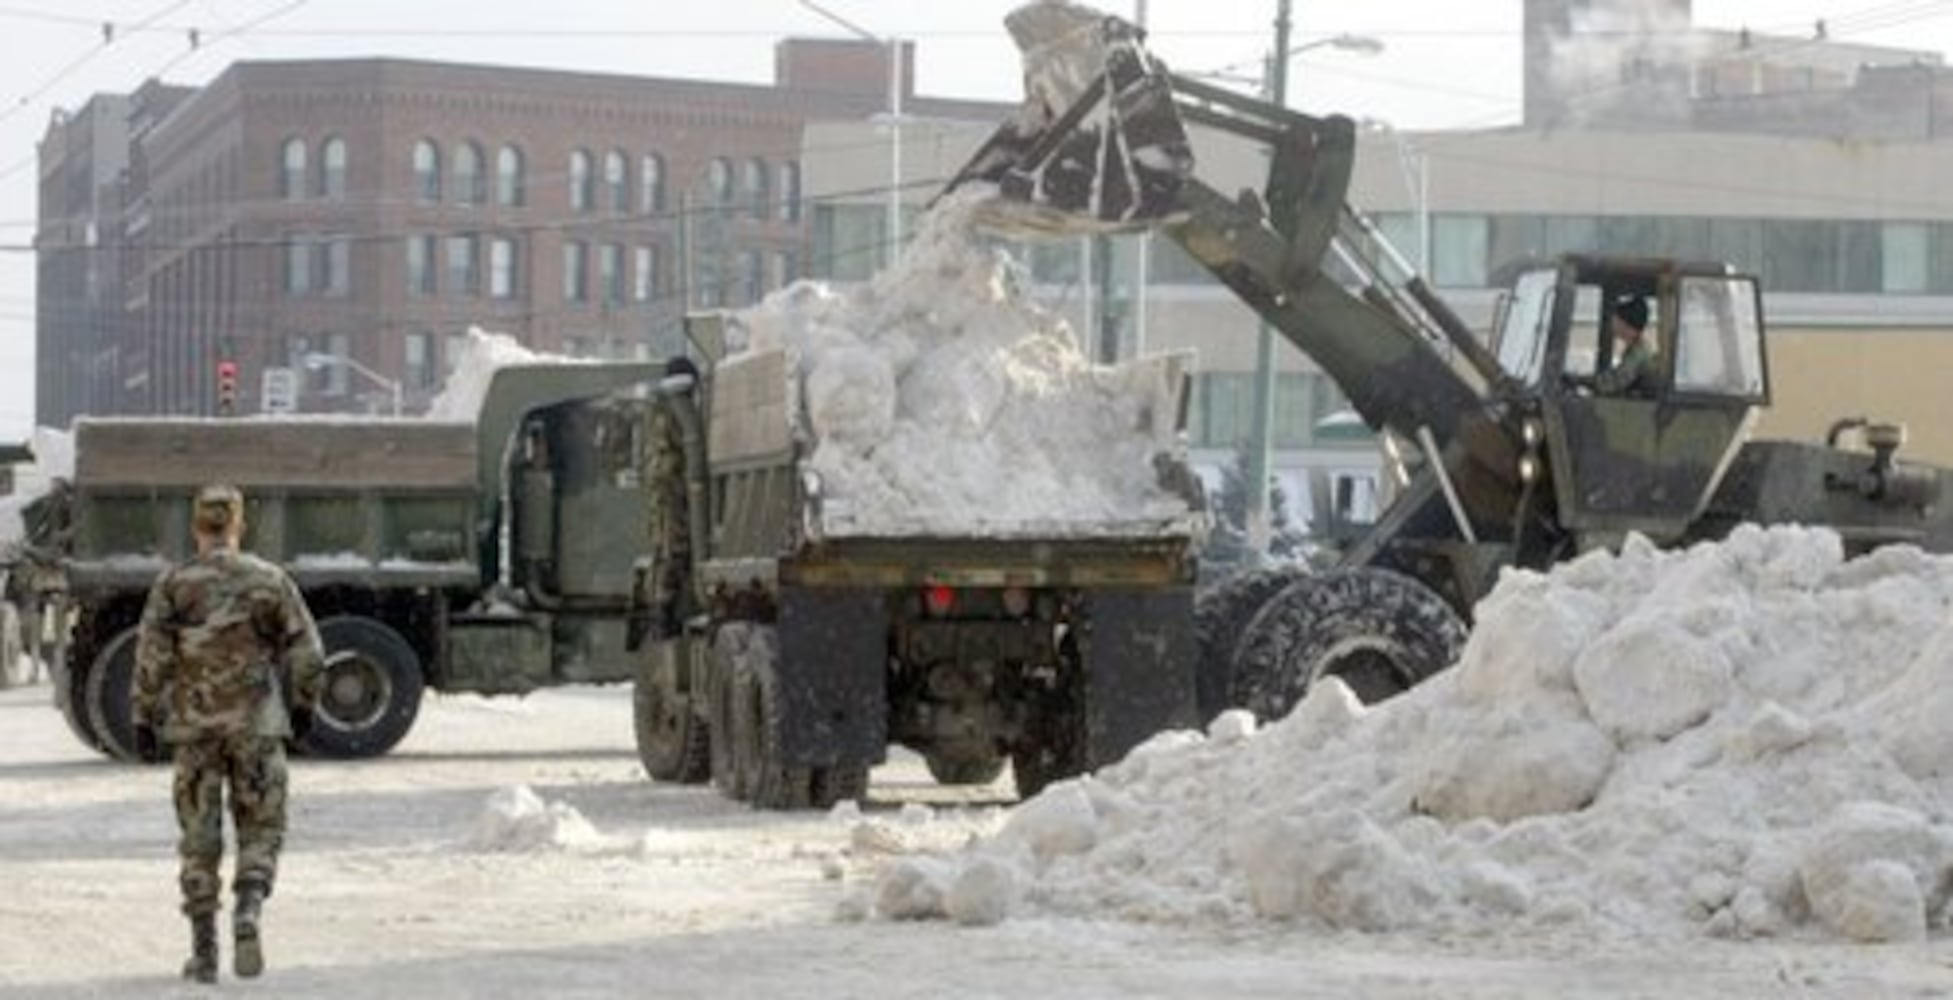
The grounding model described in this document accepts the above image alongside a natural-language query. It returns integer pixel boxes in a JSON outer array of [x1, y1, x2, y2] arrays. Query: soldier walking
[[131, 484, 324, 983]]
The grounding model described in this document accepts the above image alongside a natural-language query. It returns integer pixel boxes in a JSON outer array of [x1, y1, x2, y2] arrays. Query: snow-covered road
[[2, 682, 1949, 998]]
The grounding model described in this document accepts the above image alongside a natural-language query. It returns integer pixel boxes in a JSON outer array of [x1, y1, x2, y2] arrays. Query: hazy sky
[[3, 0, 1950, 437]]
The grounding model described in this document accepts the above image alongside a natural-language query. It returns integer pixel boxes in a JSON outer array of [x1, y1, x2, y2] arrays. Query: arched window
[[744, 157, 769, 220], [640, 154, 665, 213], [604, 150, 628, 213], [319, 137, 347, 200], [497, 145, 525, 207], [413, 139, 441, 203], [569, 149, 594, 213], [280, 137, 306, 200], [454, 141, 485, 205], [777, 160, 801, 223], [708, 157, 734, 207]]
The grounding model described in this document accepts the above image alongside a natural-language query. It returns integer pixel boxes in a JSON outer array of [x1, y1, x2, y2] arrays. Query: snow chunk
[[1572, 618, 1733, 743], [469, 785, 604, 852], [1798, 802, 1953, 943]]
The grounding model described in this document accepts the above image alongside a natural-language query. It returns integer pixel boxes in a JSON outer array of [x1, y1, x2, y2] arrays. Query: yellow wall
[[1759, 330, 1953, 465]]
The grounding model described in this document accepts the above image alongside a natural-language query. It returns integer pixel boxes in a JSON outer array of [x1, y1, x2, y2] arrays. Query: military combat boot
[[232, 881, 267, 978], [182, 913, 218, 984]]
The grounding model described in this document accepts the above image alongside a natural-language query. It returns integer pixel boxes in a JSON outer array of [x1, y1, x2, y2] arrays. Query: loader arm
[[946, 2, 1525, 524]]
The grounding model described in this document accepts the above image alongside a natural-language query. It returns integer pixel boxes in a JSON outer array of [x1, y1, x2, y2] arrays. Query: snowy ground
[[2, 682, 1950, 998]]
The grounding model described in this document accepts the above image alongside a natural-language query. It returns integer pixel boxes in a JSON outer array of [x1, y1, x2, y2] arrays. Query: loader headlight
[[1518, 454, 1540, 484], [800, 469, 823, 501]]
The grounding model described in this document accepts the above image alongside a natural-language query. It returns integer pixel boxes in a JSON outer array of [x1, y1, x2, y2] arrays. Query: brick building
[[35, 41, 1000, 420]]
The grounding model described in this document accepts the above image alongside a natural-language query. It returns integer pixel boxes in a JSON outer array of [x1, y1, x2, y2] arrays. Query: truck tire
[[708, 624, 752, 802], [85, 626, 167, 763], [733, 626, 817, 811], [0, 600, 19, 689], [58, 616, 112, 754], [300, 616, 424, 760], [1231, 567, 1465, 721], [634, 649, 709, 784], [1010, 636, 1088, 800], [1193, 565, 1311, 722], [925, 749, 1007, 786]]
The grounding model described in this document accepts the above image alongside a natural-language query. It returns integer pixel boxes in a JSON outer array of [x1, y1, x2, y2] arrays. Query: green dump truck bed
[[65, 418, 480, 591]]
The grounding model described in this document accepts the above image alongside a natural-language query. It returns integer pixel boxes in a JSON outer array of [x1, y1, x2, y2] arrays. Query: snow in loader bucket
[[942, 0, 1194, 237]]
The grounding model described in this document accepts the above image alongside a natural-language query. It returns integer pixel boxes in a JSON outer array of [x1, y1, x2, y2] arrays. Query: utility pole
[[1132, 0, 1151, 358], [1244, 0, 1291, 557]]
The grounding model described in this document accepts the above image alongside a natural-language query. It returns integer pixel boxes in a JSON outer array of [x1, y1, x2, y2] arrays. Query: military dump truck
[[949, 2, 1953, 723], [41, 360, 674, 761], [627, 317, 1204, 808]]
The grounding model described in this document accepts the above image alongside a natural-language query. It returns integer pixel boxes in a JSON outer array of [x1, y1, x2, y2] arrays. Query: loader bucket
[[945, 1, 1194, 236]]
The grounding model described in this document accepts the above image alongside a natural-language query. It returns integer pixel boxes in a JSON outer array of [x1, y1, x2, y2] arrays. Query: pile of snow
[[878, 526, 1953, 943], [426, 327, 581, 421], [469, 785, 606, 853], [734, 185, 1198, 539]]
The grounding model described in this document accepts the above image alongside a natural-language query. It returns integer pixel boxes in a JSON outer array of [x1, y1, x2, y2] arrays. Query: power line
[[0, 0, 192, 128]]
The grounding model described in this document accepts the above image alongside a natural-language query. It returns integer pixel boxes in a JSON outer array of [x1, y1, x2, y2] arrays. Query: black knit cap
[[1613, 294, 1649, 331]]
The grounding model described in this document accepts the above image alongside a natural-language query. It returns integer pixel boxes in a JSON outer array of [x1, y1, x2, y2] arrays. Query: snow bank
[[469, 785, 606, 852], [882, 526, 1953, 943], [734, 185, 1198, 539]]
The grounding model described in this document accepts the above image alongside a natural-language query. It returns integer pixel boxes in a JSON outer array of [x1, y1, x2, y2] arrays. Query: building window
[[633, 246, 656, 302], [280, 137, 306, 200], [446, 234, 480, 296], [737, 249, 763, 306], [708, 157, 734, 207], [600, 243, 624, 304], [563, 240, 588, 302], [322, 236, 350, 296], [407, 234, 436, 295], [404, 330, 435, 390], [413, 139, 441, 203], [454, 141, 485, 206], [319, 137, 347, 200], [1884, 222, 1930, 294], [745, 157, 770, 220], [490, 236, 518, 299], [1431, 214, 1489, 288], [497, 145, 525, 207], [773, 250, 797, 289], [641, 154, 665, 213], [778, 160, 801, 222], [605, 150, 629, 213], [284, 235, 313, 294], [570, 149, 594, 213]]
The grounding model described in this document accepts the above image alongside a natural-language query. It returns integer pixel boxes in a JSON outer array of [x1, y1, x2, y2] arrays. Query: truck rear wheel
[[85, 626, 166, 763], [634, 647, 709, 783], [708, 625, 752, 802], [300, 616, 424, 759], [0, 600, 20, 689], [1194, 565, 1311, 722], [1232, 567, 1465, 721]]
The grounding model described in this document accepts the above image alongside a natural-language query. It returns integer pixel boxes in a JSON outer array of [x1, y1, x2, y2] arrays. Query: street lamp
[[303, 352, 402, 417], [1241, 23, 1385, 557], [798, 0, 904, 264], [1362, 118, 1430, 274]]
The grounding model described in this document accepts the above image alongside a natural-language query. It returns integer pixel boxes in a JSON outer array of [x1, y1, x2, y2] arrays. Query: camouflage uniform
[[132, 485, 323, 979]]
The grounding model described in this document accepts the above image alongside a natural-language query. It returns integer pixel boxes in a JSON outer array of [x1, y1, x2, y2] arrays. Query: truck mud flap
[[775, 587, 888, 769], [1079, 587, 1197, 768]]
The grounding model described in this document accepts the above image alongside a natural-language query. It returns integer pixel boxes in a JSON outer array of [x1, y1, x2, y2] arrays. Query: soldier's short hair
[[193, 483, 245, 535]]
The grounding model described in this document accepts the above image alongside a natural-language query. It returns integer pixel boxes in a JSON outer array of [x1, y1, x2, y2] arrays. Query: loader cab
[[1492, 256, 1769, 544]]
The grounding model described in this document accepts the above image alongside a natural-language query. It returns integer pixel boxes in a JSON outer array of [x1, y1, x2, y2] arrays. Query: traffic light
[[216, 360, 238, 416]]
